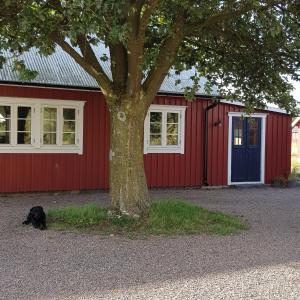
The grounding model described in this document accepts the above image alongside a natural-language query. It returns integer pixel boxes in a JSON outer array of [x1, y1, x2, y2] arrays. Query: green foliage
[[291, 160, 300, 174], [47, 200, 246, 236], [12, 59, 38, 81], [272, 176, 288, 188], [0, 1, 299, 113], [289, 167, 300, 187]]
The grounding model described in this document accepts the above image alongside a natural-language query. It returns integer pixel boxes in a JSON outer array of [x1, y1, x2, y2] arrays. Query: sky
[[292, 81, 300, 103]]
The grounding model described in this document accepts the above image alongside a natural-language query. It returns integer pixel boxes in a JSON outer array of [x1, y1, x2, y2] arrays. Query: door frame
[[227, 112, 267, 185]]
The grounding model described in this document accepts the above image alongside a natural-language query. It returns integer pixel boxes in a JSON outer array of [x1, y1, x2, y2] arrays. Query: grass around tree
[[47, 200, 246, 236]]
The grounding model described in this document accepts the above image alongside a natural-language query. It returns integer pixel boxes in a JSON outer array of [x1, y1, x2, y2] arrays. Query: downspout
[[203, 99, 220, 186]]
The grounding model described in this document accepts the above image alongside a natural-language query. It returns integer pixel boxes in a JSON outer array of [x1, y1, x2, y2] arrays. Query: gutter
[[0, 81, 220, 99], [203, 99, 220, 186]]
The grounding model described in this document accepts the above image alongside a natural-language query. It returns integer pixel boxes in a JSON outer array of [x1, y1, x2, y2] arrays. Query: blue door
[[231, 117, 261, 182]]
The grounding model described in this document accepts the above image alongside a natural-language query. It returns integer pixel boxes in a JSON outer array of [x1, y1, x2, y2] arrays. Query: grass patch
[[47, 200, 246, 236]]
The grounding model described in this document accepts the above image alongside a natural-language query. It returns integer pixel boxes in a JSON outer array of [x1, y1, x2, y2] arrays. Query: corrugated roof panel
[[0, 44, 218, 95]]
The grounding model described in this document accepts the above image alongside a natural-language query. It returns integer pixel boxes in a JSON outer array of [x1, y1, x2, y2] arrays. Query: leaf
[[12, 59, 38, 81]]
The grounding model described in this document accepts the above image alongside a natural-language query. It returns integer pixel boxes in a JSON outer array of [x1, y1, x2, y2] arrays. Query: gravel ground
[[0, 187, 299, 300]]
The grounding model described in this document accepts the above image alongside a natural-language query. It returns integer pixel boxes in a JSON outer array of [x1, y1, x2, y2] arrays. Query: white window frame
[[144, 104, 186, 154], [227, 112, 267, 185], [0, 97, 85, 154]]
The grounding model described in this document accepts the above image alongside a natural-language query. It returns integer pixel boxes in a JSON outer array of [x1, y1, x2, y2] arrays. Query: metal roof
[[0, 44, 218, 96], [0, 44, 288, 114]]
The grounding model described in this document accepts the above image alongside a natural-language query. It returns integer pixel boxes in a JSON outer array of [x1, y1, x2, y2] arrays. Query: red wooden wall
[[0, 85, 110, 192], [145, 96, 209, 187], [206, 103, 292, 186], [0, 84, 292, 192]]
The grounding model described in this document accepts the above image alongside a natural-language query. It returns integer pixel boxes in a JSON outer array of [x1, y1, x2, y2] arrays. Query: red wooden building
[[0, 47, 292, 193]]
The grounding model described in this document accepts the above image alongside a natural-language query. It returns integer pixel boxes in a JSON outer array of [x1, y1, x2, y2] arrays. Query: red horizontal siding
[[0, 84, 292, 192]]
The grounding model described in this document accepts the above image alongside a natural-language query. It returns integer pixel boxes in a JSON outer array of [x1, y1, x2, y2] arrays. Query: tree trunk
[[109, 101, 151, 216]]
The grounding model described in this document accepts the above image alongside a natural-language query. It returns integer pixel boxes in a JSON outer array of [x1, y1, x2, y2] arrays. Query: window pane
[[150, 123, 161, 134], [150, 112, 162, 145], [0, 106, 11, 118], [18, 107, 31, 119], [63, 133, 75, 145], [18, 119, 31, 131], [63, 121, 75, 132], [249, 119, 259, 146], [43, 107, 57, 119], [0, 132, 10, 144], [43, 133, 56, 145], [150, 112, 162, 123], [167, 113, 178, 123], [63, 109, 76, 145], [63, 108, 76, 120], [233, 119, 243, 146], [0, 120, 10, 131], [167, 135, 178, 145], [43, 107, 57, 145], [43, 120, 57, 132], [17, 107, 32, 145], [0, 106, 11, 144], [150, 135, 161, 145], [17, 132, 31, 144], [167, 124, 178, 134]]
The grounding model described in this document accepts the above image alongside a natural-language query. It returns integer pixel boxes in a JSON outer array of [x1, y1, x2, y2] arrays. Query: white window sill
[[144, 146, 184, 154], [0, 146, 83, 154]]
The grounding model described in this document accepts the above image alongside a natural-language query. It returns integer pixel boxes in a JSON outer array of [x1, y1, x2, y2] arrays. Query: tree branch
[[125, 2, 144, 98], [77, 35, 107, 76], [187, 0, 282, 35], [46, 0, 115, 97], [142, 11, 187, 103], [109, 43, 128, 92], [52, 35, 113, 96], [125, 0, 160, 98], [187, 4, 254, 35], [140, 0, 159, 30]]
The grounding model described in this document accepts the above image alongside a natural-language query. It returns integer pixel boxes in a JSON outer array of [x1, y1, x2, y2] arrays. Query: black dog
[[23, 206, 47, 230]]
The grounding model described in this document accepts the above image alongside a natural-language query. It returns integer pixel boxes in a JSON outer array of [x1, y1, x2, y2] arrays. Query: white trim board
[[0, 96, 86, 107], [227, 112, 267, 185], [221, 99, 288, 114]]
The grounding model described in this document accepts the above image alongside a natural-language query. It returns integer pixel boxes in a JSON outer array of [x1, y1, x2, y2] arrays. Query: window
[[17, 106, 32, 144], [233, 118, 243, 146], [248, 119, 259, 146], [144, 105, 186, 154], [43, 107, 57, 145], [0, 97, 85, 154], [63, 108, 76, 145], [149, 112, 162, 145], [0, 105, 11, 144]]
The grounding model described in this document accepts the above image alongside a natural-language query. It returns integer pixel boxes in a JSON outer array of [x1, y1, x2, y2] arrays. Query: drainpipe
[[203, 99, 220, 186]]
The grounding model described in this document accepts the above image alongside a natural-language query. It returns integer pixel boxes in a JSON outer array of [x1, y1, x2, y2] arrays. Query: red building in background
[[292, 117, 300, 169]]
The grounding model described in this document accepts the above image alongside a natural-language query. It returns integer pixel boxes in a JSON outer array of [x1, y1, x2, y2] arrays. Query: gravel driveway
[[0, 187, 299, 300]]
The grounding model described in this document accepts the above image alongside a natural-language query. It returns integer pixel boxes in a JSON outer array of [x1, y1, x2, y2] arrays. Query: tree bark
[[109, 99, 151, 216]]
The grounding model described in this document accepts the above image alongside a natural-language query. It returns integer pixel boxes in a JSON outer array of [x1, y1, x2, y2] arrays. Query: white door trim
[[227, 112, 267, 185]]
